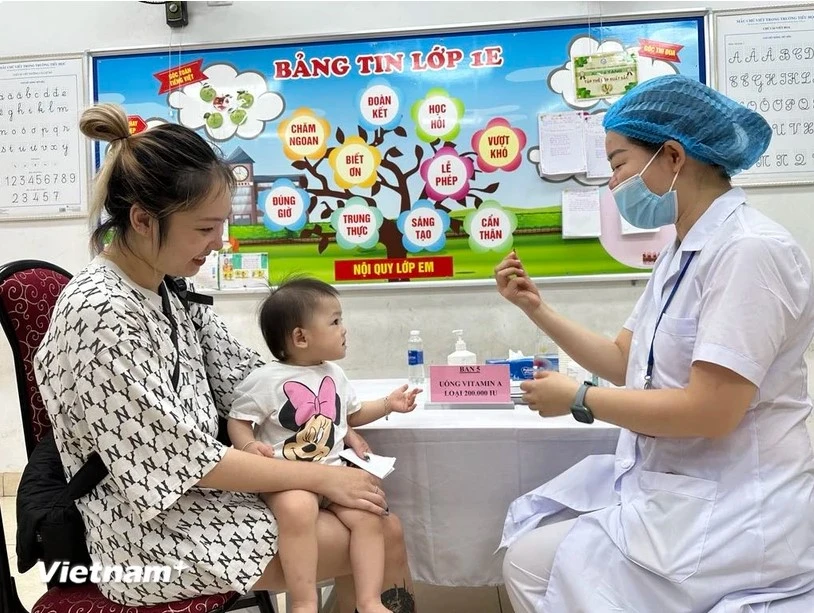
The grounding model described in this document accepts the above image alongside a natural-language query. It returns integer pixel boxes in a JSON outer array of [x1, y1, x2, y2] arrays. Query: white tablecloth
[[351, 379, 621, 587]]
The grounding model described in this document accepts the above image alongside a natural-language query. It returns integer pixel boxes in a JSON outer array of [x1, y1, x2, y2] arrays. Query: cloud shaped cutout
[[548, 37, 678, 110], [168, 63, 284, 141], [145, 117, 168, 130]]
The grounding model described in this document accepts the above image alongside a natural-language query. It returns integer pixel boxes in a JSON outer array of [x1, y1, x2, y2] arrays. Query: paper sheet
[[339, 449, 396, 479], [538, 112, 587, 175], [562, 188, 601, 238], [585, 113, 613, 179]]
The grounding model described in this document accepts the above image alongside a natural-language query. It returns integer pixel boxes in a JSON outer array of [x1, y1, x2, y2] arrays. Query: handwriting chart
[[0, 56, 87, 220], [715, 7, 814, 185]]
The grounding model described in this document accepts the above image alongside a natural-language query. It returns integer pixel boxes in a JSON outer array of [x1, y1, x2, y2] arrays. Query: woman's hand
[[344, 427, 372, 460], [520, 371, 581, 417], [386, 384, 422, 415], [494, 250, 542, 314], [320, 465, 388, 515]]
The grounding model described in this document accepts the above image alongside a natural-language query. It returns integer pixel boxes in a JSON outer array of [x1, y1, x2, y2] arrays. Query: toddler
[[228, 277, 420, 613]]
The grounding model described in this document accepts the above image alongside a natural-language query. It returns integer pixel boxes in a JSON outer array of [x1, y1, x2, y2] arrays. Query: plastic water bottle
[[407, 329, 425, 385]]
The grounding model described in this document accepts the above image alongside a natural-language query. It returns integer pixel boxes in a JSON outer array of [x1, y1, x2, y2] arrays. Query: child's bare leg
[[263, 490, 321, 613], [328, 503, 389, 613]]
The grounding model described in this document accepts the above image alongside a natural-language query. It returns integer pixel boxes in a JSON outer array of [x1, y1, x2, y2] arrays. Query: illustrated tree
[[291, 124, 500, 259]]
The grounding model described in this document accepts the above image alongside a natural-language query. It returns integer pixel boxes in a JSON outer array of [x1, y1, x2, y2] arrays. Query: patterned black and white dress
[[34, 257, 278, 605]]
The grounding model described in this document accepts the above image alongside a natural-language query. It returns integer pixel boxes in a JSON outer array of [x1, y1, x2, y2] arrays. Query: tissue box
[[486, 356, 559, 380], [510, 357, 534, 380]]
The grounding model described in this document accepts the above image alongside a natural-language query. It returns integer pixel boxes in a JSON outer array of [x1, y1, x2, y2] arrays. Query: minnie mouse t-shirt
[[230, 361, 361, 465]]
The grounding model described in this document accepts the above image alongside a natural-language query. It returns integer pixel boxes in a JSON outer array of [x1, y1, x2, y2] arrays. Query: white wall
[[0, 0, 811, 471]]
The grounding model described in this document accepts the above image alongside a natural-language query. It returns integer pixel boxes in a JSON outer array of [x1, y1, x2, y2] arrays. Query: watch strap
[[571, 381, 595, 423], [574, 381, 593, 408]]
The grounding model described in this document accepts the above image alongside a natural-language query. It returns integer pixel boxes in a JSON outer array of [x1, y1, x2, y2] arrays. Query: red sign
[[127, 115, 147, 135], [638, 39, 683, 63], [334, 256, 453, 281], [153, 59, 207, 95]]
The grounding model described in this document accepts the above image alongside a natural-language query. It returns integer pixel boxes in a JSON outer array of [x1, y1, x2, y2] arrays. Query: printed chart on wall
[[92, 15, 705, 286], [0, 55, 88, 221], [715, 5, 814, 186]]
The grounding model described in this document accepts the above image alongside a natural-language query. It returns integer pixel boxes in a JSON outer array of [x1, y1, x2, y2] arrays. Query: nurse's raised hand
[[494, 250, 542, 314], [520, 370, 580, 417]]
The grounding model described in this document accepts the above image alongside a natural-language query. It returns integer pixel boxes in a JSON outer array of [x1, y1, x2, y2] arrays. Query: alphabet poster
[[715, 6, 814, 185], [0, 56, 88, 220], [92, 15, 705, 285]]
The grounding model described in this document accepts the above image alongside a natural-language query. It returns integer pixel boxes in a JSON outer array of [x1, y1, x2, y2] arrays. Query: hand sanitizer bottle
[[447, 329, 477, 365]]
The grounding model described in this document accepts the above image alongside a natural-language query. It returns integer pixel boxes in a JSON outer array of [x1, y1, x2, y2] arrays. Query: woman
[[33, 103, 416, 613], [495, 75, 814, 612]]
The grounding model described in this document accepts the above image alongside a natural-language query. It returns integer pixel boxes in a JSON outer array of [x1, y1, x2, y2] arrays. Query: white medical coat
[[500, 189, 814, 612]]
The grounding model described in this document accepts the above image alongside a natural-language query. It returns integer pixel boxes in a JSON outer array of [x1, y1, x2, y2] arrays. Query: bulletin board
[[713, 4, 814, 186], [91, 12, 707, 286], [0, 54, 89, 221]]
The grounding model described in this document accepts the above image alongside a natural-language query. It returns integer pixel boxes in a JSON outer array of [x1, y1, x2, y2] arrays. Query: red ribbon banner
[[153, 59, 206, 95], [638, 39, 684, 63], [127, 115, 147, 135]]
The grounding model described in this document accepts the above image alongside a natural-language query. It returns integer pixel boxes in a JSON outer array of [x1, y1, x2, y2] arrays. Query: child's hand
[[243, 441, 276, 458], [386, 384, 422, 415]]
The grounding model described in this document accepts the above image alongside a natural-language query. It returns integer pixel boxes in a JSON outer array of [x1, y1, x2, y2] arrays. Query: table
[[351, 379, 621, 587]]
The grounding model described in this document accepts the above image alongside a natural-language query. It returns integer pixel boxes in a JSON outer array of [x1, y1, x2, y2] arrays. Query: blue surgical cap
[[603, 75, 772, 176]]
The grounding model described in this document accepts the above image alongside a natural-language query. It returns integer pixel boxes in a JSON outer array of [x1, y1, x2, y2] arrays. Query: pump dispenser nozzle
[[448, 329, 476, 365], [452, 329, 466, 352]]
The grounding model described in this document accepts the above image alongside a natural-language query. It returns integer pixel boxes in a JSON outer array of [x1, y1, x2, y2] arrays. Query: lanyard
[[644, 251, 697, 390], [158, 281, 181, 390]]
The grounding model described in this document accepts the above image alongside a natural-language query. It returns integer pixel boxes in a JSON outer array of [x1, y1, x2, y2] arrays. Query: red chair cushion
[[32, 584, 239, 613], [0, 267, 70, 445]]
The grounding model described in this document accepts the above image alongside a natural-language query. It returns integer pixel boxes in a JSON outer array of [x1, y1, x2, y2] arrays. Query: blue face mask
[[611, 147, 680, 229]]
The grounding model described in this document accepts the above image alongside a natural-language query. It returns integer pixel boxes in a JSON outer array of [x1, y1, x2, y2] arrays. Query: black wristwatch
[[570, 381, 595, 424]]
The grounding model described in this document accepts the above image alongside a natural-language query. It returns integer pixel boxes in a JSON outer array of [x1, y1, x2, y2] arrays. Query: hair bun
[[79, 103, 130, 143]]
